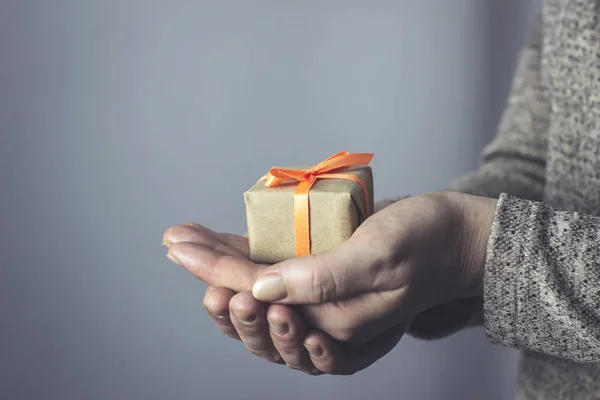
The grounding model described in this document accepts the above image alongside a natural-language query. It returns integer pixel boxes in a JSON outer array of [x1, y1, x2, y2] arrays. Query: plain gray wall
[[1, 1, 540, 399]]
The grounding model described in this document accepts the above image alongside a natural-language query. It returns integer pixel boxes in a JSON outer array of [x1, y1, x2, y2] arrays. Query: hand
[[163, 227, 324, 375], [163, 200, 405, 375], [163, 192, 495, 373], [248, 191, 496, 346]]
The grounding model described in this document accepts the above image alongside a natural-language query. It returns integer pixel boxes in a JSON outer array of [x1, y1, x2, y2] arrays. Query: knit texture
[[404, 1, 600, 398]]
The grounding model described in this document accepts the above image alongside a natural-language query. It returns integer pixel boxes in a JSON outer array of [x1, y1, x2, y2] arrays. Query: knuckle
[[275, 343, 300, 356], [270, 329, 299, 347], [233, 322, 261, 336], [377, 245, 399, 269], [206, 309, 232, 324], [203, 297, 227, 314], [309, 264, 338, 303], [231, 313, 260, 330]]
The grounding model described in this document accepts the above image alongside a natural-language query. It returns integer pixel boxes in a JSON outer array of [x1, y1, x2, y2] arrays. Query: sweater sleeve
[[485, 194, 600, 365], [406, 15, 550, 340]]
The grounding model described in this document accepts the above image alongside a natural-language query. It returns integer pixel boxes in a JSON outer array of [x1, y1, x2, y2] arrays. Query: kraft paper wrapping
[[244, 165, 373, 264]]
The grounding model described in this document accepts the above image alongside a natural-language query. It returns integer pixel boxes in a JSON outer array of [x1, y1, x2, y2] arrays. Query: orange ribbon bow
[[263, 151, 374, 257]]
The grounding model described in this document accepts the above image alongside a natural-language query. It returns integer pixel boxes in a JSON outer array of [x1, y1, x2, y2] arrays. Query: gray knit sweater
[[405, 1, 600, 398]]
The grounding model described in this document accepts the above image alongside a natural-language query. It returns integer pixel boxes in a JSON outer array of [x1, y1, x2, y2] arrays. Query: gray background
[[1, 1, 540, 399]]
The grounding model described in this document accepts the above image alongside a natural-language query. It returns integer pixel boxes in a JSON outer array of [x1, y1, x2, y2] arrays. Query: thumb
[[251, 238, 380, 304]]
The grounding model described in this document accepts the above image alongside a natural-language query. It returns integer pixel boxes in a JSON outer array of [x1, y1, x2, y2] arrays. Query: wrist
[[458, 194, 497, 298]]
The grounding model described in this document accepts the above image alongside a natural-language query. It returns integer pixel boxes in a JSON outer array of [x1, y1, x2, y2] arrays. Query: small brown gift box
[[244, 164, 374, 264]]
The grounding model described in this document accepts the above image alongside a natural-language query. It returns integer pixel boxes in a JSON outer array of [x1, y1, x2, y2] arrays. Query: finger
[[163, 223, 249, 258], [345, 324, 405, 370], [304, 324, 405, 375], [303, 331, 354, 375], [251, 236, 382, 304], [229, 292, 283, 365], [216, 232, 250, 257], [267, 304, 321, 375], [167, 241, 264, 291], [299, 291, 409, 347], [203, 286, 240, 340]]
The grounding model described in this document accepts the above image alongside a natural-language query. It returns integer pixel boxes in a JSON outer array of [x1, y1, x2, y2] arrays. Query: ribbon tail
[[315, 153, 374, 174], [294, 180, 315, 257]]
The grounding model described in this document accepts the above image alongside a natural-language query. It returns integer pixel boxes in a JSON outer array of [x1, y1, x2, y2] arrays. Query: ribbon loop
[[263, 152, 374, 257]]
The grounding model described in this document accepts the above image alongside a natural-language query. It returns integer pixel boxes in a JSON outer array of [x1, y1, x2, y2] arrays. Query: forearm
[[485, 194, 600, 365]]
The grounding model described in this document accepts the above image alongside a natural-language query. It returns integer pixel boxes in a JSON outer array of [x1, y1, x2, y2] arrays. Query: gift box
[[244, 152, 374, 264]]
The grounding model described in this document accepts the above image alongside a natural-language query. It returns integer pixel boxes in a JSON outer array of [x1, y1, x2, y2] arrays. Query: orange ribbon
[[263, 151, 374, 257]]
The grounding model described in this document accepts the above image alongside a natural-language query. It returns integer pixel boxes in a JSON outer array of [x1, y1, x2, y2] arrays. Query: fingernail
[[304, 344, 323, 357], [235, 312, 256, 324], [208, 308, 229, 319], [252, 274, 287, 302], [269, 321, 289, 336], [166, 254, 181, 266], [162, 241, 172, 247]]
